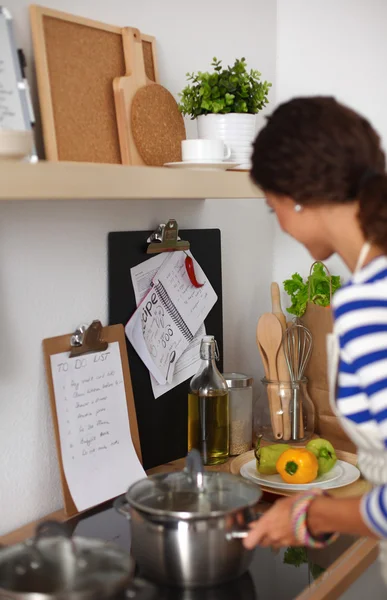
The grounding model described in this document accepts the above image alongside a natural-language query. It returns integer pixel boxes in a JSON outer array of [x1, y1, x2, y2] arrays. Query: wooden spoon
[[257, 313, 284, 439], [271, 282, 287, 329]]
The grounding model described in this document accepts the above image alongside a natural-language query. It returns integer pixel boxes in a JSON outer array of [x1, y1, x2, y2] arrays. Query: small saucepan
[[0, 520, 134, 599], [115, 450, 262, 588]]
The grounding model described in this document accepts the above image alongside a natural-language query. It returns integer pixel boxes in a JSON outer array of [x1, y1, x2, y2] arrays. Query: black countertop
[[69, 501, 356, 600]]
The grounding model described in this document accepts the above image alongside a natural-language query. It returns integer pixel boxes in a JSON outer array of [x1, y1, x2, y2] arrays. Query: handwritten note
[[50, 342, 145, 511], [0, 9, 27, 130]]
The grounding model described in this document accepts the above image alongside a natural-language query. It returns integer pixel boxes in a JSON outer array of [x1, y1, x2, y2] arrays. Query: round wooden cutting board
[[131, 84, 186, 166]]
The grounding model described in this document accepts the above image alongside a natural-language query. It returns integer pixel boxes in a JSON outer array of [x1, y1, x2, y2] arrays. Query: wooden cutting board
[[132, 84, 185, 166], [230, 449, 371, 498], [113, 27, 185, 166], [30, 7, 157, 164]]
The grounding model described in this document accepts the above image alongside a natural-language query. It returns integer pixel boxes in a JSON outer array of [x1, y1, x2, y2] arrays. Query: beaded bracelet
[[290, 489, 339, 548]]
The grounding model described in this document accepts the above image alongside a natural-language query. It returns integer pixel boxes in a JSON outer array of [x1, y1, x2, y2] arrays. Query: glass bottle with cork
[[188, 335, 229, 465]]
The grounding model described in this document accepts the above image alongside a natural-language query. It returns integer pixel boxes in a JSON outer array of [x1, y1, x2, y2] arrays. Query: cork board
[[43, 324, 142, 517], [30, 6, 158, 163], [132, 84, 185, 166]]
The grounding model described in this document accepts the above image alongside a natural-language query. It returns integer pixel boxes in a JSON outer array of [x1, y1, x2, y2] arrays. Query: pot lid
[[126, 450, 261, 520]]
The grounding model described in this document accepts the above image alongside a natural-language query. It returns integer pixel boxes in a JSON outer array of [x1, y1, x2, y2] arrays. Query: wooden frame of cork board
[[29, 5, 158, 163], [42, 323, 142, 517]]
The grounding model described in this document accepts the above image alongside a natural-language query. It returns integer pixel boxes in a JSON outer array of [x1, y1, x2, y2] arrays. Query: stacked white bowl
[[197, 114, 256, 170]]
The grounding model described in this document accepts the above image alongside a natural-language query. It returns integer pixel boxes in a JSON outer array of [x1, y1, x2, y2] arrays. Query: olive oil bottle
[[188, 336, 229, 465]]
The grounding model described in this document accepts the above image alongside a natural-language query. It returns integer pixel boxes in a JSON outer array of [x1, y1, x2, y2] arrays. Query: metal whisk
[[282, 322, 313, 440]]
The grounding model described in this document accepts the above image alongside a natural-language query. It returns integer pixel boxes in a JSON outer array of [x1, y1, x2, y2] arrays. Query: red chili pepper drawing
[[185, 254, 204, 288]]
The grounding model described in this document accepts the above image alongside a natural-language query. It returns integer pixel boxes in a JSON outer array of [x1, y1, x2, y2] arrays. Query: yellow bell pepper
[[276, 448, 318, 484]]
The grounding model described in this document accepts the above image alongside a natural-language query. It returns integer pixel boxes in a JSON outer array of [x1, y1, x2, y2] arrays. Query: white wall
[[273, 0, 387, 306], [0, 1, 277, 533]]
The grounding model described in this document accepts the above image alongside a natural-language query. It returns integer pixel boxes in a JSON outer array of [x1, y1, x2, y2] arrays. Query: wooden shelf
[[1, 161, 263, 200]]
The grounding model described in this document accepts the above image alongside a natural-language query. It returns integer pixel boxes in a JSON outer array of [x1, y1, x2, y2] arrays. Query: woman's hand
[[243, 495, 302, 550], [243, 494, 375, 551]]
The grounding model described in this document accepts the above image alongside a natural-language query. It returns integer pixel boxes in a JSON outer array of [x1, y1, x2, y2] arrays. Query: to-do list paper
[[50, 342, 145, 511]]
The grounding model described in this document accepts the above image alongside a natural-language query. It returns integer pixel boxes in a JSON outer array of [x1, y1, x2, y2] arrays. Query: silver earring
[[294, 204, 303, 213]]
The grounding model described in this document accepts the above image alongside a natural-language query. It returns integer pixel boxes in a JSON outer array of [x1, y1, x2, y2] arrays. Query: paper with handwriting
[[50, 342, 145, 511], [130, 253, 205, 398], [0, 9, 27, 129], [126, 251, 217, 386]]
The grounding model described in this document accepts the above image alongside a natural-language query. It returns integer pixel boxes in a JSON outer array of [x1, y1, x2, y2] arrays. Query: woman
[[244, 96, 387, 584]]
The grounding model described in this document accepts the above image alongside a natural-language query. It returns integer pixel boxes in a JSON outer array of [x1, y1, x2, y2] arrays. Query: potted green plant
[[179, 57, 271, 168]]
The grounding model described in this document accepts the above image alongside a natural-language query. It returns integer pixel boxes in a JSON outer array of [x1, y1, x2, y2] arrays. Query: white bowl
[[231, 144, 253, 151], [207, 124, 256, 130], [0, 129, 33, 160], [211, 131, 254, 145], [231, 149, 252, 156]]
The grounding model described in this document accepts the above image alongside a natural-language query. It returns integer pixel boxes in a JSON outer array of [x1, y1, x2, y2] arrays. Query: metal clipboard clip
[[69, 320, 108, 357], [146, 219, 190, 254]]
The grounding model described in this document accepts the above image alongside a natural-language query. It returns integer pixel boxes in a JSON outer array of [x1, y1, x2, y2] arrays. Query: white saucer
[[164, 160, 241, 171]]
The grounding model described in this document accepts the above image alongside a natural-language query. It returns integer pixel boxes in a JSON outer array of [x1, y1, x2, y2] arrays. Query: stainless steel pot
[[115, 450, 262, 588], [0, 521, 133, 599]]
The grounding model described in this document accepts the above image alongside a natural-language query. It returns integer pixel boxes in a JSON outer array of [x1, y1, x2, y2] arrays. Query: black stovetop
[[68, 501, 356, 600]]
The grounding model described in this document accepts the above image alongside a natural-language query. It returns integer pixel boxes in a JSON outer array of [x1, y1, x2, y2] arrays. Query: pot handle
[[225, 513, 262, 541], [114, 494, 131, 520], [29, 520, 78, 565], [35, 520, 72, 540]]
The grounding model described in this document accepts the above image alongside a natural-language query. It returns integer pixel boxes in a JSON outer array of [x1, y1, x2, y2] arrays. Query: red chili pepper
[[185, 255, 204, 288]]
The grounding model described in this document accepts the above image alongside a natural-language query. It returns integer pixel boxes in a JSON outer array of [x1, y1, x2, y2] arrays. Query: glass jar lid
[[223, 372, 253, 388]]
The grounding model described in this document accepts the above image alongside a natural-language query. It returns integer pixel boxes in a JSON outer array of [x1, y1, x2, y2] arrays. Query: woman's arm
[[243, 494, 377, 550], [308, 495, 376, 537]]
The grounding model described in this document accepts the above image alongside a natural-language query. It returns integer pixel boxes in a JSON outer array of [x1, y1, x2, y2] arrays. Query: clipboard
[[108, 228, 223, 469], [43, 321, 142, 516]]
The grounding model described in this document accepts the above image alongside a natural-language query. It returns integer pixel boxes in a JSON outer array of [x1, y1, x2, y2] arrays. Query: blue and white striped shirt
[[333, 255, 387, 538]]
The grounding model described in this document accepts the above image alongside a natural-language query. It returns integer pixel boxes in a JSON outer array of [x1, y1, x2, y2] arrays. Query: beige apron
[[327, 243, 387, 584]]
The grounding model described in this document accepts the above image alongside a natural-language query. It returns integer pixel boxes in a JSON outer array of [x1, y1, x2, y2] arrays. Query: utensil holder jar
[[258, 378, 315, 444]]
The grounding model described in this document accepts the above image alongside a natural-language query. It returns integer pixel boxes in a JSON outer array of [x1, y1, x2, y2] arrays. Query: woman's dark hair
[[251, 96, 387, 251]]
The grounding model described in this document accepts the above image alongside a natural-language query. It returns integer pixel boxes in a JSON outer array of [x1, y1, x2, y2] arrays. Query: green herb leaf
[[284, 547, 307, 568], [283, 264, 341, 316], [178, 58, 272, 118]]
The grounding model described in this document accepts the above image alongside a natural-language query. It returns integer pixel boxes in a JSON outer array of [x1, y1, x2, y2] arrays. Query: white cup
[[181, 139, 231, 163]]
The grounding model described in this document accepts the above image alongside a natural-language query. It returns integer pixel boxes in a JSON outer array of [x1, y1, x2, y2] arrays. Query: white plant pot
[[197, 113, 256, 169]]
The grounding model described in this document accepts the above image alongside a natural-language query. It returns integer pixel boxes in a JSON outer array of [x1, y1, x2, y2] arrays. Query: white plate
[[241, 461, 343, 490], [164, 161, 241, 171], [240, 459, 360, 492]]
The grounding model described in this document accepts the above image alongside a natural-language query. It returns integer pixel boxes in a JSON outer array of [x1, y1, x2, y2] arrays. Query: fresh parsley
[[283, 547, 325, 581], [283, 263, 341, 317]]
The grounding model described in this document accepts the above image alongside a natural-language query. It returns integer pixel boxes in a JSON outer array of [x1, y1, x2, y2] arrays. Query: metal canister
[[223, 373, 253, 456]]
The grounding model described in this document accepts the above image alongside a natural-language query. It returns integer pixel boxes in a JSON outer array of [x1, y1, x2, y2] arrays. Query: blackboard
[[0, 7, 34, 134], [108, 229, 223, 470]]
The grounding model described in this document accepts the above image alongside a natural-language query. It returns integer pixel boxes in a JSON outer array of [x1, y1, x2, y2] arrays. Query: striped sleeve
[[360, 486, 387, 538], [333, 283, 387, 446], [334, 282, 387, 538]]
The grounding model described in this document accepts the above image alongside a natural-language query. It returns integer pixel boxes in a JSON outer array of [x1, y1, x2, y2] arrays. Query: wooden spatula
[[271, 282, 291, 440], [257, 313, 284, 439], [113, 28, 148, 165]]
